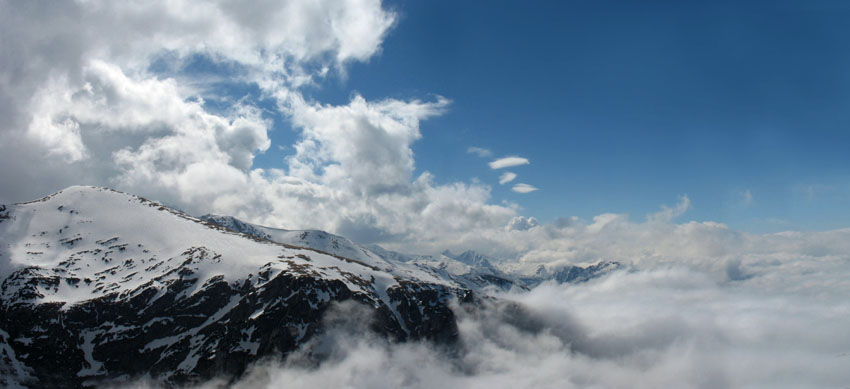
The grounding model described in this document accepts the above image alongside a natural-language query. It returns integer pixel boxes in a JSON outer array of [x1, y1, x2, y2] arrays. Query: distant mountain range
[[0, 186, 621, 387]]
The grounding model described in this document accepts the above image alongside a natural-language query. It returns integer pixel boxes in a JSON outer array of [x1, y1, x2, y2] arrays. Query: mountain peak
[[444, 250, 495, 269], [0, 187, 471, 386]]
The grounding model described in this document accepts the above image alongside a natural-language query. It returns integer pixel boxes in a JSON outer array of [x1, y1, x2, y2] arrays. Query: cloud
[[488, 156, 529, 170], [193, 256, 850, 389], [743, 189, 753, 206], [0, 0, 395, 197], [511, 183, 538, 193], [4, 0, 850, 273], [498, 172, 517, 185], [467, 147, 492, 158], [0, 0, 520, 252], [647, 195, 690, 223], [506, 216, 539, 231]]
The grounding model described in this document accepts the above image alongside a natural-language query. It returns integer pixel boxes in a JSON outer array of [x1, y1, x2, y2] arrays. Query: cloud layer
[[193, 255, 850, 389]]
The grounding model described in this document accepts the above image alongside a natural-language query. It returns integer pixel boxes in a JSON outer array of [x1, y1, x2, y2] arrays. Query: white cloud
[[498, 172, 517, 185], [512, 183, 538, 193], [0, 0, 396, 196], [506, 216, 539, 231], [210, 254, 850, 389], [647, 195, 690, 223], [4, 0, 850, 272], [467, 147, 492, 158], [488, 156, 529, 169], [0, 0, 523, 251]]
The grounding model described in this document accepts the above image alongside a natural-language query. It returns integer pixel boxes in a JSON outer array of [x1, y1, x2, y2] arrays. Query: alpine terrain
[[0, 186, 620, 387]]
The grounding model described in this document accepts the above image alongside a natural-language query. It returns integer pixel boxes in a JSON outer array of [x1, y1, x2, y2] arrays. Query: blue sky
[[245, 1, 850, 232]]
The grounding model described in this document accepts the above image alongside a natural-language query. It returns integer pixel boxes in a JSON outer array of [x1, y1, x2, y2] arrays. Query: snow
[[233, 326, 259, 355], [77, 330, 105, 377], [0, 328, 34, 385], [0, 186, 462, 313], [0, 186, 551, 383], [13, 337, 32, 346]]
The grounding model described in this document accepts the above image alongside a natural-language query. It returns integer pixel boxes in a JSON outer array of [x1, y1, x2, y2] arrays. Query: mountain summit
[[0, 187, 471, 387]]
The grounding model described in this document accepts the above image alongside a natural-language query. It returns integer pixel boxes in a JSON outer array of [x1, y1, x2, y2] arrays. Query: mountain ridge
[[0, 186, 623, 387], [0, 186, 472, 387]]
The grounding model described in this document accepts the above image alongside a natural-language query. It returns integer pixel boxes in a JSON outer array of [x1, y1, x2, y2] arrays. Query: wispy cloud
[[467, 147, 492, 158], [743, 189, 753, 207], [489, 156, 529, 169], [512, 183, 538, 193], [499, 172, 517, 185], [647, 195, 690, 222]]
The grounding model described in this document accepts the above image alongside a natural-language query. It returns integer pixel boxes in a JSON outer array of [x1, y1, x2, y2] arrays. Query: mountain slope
[[199, 215, 399, 273], [200, 215, 529, 292], [0, 187, 472, 387], [199, 215, 624, 292]]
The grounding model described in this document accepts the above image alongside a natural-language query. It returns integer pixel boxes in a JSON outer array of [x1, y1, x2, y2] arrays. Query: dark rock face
[[551, 261, 622, 284], [0, 255, 469, 388]]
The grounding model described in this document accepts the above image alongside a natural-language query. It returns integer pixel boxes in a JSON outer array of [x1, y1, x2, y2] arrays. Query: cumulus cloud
[[511, 183, 538, 193], [498, 172, 517, 185], [0, 0, 520, 251], [467, 147, 492, 158], [1, 0, 394, 192], [488, 156, 529, 169], [506, 216, 539, 231]]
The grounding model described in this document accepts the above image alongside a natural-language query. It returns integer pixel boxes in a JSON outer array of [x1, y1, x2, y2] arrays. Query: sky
[[312, 0, 850, 232], [1, 0, 849, 258]]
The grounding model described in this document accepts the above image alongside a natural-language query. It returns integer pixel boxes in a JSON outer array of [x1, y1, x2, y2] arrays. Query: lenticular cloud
[[488, 156, 530, 170]]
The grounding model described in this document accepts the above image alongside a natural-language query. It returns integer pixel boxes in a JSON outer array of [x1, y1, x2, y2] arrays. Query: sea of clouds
[[127, 251, 849, 389]]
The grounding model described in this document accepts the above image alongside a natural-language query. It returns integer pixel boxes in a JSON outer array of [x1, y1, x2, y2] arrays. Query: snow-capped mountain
[[199, 216, 526, 292], [0, 186, 624, 387], [199, 215, 399, 273], [199, 216, 622, 292], [444, 250, 498, 270], [0, 187, 472, 387], [512, 261, 624, 288]]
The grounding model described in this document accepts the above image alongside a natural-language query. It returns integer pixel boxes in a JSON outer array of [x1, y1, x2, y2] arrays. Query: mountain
[[0, 187, 624, 387], [0, 187, 473, 387], [199, 215, 624, 292], [200, 216, 527, 292], [199, 215, 397, 273], [444, 250, 497, 269], [549, 261, 623, 284], [508, 261, 625, 288]]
